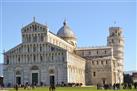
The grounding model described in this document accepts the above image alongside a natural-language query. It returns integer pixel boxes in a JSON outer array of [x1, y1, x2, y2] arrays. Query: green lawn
[[7, 87, 136, 91]]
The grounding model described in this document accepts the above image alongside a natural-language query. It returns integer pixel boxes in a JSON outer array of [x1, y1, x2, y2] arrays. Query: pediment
[[21, 21, 48, 33]]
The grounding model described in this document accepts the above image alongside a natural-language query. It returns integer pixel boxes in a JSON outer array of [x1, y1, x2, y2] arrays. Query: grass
[[7, 86, 137, 91]]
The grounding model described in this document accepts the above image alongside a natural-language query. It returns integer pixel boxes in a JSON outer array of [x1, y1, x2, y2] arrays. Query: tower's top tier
[[109, 27, 123, 37]]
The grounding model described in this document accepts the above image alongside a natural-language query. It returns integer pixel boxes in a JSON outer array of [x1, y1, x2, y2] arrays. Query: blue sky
[[0, 0, 136, 71]]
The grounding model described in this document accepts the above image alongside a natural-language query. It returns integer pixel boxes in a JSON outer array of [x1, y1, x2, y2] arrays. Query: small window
[[33, 46, 36, 52], [18, 56, 20, 62], [7, 59, 9, 64], [40, 55, 43, 62], [97, 61, 99, 65], [33, 36, 37, 42], [106, 60, 108, 64], [118, 33, 121, 36], [51, 47, 55, 51], [41, 35, 44, 41], [97, 50, 98, 54], [93, 72, 96, 77], [115, 30, 117, 34], [52, 55, 54, 60], [58, 53, 60, 55], [104, 50, 106, 54], [112, 39, 114, 43], [34, 25, 37, 30], [40, 46, 42, 52], [28, 47, 29, 52], [33, 55, 36, 61], [92, 61, 94, 65], [101, 61, 103, 65], [32, 25, 34, 30], [43, 28, 45, 31]]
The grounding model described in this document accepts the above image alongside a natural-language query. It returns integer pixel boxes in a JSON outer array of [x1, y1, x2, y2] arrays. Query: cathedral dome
[[57, 20, 76, 39]]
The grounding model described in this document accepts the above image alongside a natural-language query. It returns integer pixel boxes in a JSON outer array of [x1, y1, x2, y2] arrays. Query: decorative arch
[[16, 70, 21, 75], [31, 65, 39, 70], [49, 69, 55, 74]]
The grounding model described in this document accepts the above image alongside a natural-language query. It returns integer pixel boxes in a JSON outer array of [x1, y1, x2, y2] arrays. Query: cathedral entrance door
[[16, 77, 21, 85], [32, 73, 38, 84], [50, 76, 55, 86]]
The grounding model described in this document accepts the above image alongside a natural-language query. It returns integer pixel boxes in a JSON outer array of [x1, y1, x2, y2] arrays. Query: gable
[[21, 21, 48, 33]]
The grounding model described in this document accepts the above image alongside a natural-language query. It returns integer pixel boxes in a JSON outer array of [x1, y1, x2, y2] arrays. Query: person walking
[[15, 84, 18, 91]]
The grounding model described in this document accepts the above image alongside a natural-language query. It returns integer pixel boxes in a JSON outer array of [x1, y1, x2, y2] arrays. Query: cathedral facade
[[3, 19, 124, 86]]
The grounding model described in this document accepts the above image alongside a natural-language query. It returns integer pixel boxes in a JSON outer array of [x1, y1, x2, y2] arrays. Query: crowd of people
[[13, 83, 56, 91], [13, 82, 83, 91], [97, 82, 137, 90], [14, 82, 38, 91], [1, 82, 137, 91]]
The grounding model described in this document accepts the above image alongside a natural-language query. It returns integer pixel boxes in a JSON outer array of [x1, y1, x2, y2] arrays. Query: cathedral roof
[[57, 20, 76, 39], [76, 46, 112, 50]]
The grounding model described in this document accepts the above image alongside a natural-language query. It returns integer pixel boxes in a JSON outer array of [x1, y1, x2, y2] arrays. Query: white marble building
[[3, 19, 124, 86]]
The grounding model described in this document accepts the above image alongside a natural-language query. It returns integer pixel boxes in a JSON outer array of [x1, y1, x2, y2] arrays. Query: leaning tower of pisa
[[107, 27, 124, 83]]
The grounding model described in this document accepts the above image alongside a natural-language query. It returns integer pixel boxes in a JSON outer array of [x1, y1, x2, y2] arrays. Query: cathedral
[[3, 18, 124, 86]]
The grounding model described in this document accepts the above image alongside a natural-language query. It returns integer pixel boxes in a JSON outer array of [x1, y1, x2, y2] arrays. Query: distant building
[[3, 19, 124, 86], [132, 72, 137, 83], [0, 64, 3, 77], [124, 73, 133, 83], [0, 64, 3, 85]]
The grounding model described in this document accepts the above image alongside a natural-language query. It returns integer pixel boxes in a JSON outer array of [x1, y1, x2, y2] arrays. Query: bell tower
[[107, 27, 124, 83]]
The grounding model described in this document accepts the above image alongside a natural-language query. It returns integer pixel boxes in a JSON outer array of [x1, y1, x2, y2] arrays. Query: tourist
[[134, 82, 137, 89], [49, 85, 56, 91], [15, 84, 18, 91]]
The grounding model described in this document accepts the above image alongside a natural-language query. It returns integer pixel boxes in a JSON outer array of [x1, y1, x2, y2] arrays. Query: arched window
[[7, 58, 9, 64], [32, 25, 34, 30], [106, 60, 108, 64], [92, 61, 94, 65], [28, 46, 29, 52], [33, 35, 37, 42], [104, 50, 107, 54], [97, 61, 99, 65], [93, 72, 96, 77], [40, 55, 43, 62], [33, 55, 36, 61], [41, 35, 44, 42], [34, 24, 37, 30], [43, 28, 45, 31], [40, 45, 42, 52], [101, 61, 103, 65], [33, 45, 36, 52], [52, 55, 54, 60], [18, 56, 20, 63], [16, 71, 21, 75], [28, 35, 31, 42], [112, 39, 114, 43], [96, 50, 98, 54], [51, 47, 54, 51]]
